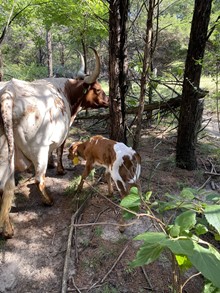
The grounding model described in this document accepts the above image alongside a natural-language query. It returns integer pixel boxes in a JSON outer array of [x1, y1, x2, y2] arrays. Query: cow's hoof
[[0, 222, 14, 239], [42, 197, 54, 206]]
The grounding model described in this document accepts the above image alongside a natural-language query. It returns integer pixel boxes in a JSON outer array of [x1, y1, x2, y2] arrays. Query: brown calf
[[68, 135, 141, 197]]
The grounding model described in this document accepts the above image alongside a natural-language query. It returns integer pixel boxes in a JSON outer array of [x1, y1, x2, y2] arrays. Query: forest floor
[[1, 111, 220, 293]]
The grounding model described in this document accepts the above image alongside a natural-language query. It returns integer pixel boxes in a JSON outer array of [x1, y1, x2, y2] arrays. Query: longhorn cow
[[0, 48, 109, 238]]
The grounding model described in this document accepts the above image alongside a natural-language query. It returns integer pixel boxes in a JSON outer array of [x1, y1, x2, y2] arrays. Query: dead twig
[[69, 276, 82, 293], [141, 266, 153, 290], [88, 243, 129, 291], [61, 194, 91, 293]]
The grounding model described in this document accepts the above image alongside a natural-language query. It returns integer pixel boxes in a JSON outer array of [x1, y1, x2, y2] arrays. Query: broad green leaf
[[131, 243, 164, 267], [163, 238, 194, 256], [175, 254, 192, 271], [163, 237, 220, 287], [134, 232, 167, 243], [189, 242, 220, 289], [120, 194, 140, 208], [204, 205, 220, 234], [175, 210, 196, 232], [180, 187, 196, 199]]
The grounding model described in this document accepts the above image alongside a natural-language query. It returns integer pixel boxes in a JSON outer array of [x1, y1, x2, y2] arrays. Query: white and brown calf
[[68, 135, 141, 197]]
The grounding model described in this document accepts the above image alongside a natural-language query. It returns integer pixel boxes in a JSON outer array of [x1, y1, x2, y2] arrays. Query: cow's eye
[[95, 89, 101, 94]]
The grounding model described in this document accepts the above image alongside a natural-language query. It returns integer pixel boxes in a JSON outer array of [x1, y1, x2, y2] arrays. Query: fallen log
[[76, 95, 182, 121]]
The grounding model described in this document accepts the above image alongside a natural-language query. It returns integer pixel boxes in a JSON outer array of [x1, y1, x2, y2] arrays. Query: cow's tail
[[0, 90, 14, 172]]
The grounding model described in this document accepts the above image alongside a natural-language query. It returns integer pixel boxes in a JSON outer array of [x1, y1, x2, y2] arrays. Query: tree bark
[[176, 0, 212, 170], [0, 49, 3, 81], [109, 0, 129, 143]]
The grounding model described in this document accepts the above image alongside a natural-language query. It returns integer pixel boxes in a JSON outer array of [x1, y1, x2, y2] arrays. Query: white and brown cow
[[68, 135, 141, 197], [0, 48, 108, 238]]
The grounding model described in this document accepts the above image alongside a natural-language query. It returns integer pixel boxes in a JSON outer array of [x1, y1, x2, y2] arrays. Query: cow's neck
[[64, 80, 90, 126]]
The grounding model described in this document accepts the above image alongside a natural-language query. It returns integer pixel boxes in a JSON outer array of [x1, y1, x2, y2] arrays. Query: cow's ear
[[82, 83, 90, 95]]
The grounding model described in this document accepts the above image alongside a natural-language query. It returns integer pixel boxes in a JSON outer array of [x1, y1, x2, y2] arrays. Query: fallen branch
[[204, 171, 220, 176]]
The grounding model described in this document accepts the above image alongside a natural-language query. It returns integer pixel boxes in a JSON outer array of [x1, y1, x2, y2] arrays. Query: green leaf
[[145, 191, 152, 201], [175, 254, 192, 271], [131, 243, 164, 267], [214, 234, 220, 241], [175, 210, 197, 232], [203, 280, 220, 293], [134, 232, 167, 243], [205, 193, 220, 203], [204, 205, 220, 234], [163, 238, 194, 256], [120, 194, 140, 209], [180, 188, 195, 199], [129, 186, 139, 195], [195, 223, 208, 236], [169, 225, 180, 237], [189, 242, 220, 289], [164, 237, 220, 287]]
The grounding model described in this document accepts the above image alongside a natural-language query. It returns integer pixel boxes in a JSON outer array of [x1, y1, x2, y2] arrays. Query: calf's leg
[[105, 171, 113, 195], [77, 160, 93, 192]]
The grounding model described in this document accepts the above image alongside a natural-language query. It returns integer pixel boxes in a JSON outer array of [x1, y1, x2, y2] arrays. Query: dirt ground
[[1, 113, 220, 293]]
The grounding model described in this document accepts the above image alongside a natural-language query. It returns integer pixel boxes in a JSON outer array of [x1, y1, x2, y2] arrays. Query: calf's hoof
[[56, 168, 66, 176]]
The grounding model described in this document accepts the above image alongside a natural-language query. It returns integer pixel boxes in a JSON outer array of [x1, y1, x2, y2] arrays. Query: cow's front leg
[[0, 177, 15, 238], [56, 141, 66, 175]]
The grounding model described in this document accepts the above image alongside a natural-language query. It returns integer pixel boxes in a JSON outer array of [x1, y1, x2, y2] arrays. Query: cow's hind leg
[[0, 176, 15, 238], [33, 153, 53, 206], [56, 141, 66, 175]]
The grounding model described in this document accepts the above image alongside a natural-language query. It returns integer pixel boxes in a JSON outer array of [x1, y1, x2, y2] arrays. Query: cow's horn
[[84, 47, 100, 84], [75, 50, 86, 79]]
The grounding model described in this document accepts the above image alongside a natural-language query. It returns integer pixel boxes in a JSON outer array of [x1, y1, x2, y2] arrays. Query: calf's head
[[68, 141, 87, 161]]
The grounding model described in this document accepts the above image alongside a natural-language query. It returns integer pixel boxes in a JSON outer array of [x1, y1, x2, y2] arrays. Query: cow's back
[[0, 78, 71, 170]]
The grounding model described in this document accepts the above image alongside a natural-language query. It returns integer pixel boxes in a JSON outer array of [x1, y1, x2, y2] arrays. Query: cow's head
[[74, 48, 109, 109]]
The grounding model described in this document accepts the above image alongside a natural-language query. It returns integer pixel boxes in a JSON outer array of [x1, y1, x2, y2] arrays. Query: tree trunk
[[133, 0, 155, 150], [176, 0, 212, 170], [46, 30, 53, 77], [109, 0, 129, 143], [0, 49, 3, 81]]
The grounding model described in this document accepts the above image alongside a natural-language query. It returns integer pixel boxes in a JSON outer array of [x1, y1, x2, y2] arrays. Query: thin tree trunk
[[109, 0, 129, 143], [176, 0, 212, 170], [0, 49, 3, 81], [46, 30, 53, 77], [133, 0, 155, 150]]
